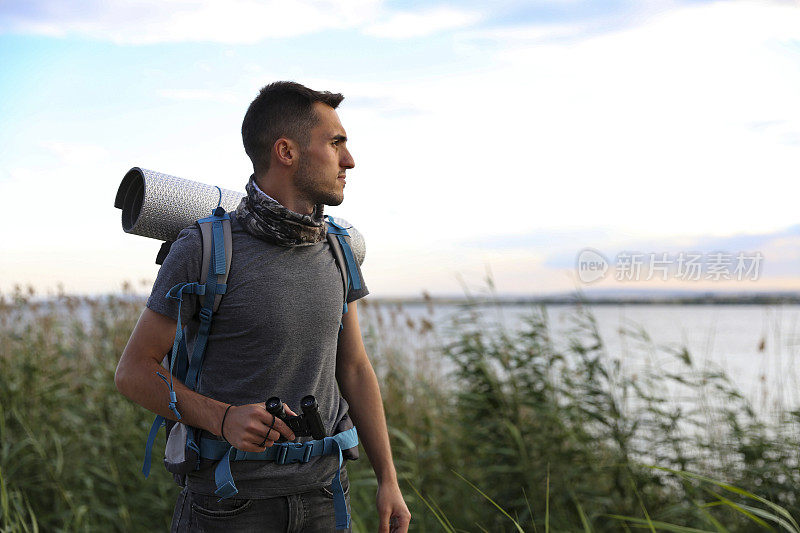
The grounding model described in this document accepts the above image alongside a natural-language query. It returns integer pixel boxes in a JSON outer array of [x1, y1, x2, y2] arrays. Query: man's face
[[293, 102, 355, 207]]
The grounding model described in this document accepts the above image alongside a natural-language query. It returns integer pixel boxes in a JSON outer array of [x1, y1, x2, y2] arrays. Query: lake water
[[18, 297, 800, 420], [360, 302, 800, 419]]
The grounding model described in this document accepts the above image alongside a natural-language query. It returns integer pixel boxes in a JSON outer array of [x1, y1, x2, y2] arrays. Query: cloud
[[535, 224, 800, 278], [0, 0, 381, 44], [362, 7, 482, 39], [456, 22, 589, 48], [158, 89, 237, 103], [421, 222, 800, 296], [464, 227, 617, 251], [0, 0, 483, 43], [338, 95, 426, 118], [745, 119, 800, 146], [40, 141, 109, 165], [388, 0, 800, 239]]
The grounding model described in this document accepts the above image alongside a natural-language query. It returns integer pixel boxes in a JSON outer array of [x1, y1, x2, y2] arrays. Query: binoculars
[[266, 395, 327, 441]]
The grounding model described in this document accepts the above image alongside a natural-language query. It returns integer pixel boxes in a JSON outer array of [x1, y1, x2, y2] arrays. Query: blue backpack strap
[[326, 230, 349, 317], [325, 429, 359, 529], [198, 207, 233, 313], [142, 280, 205, 476], [142, 415, 165, 477], [182, 208, 230, 454], [325, 217, 362, 291], [325, 216, 362, 320], [186, 209, 231, 391], [142, 204, 232, 478], [161, 282, 208, 414]]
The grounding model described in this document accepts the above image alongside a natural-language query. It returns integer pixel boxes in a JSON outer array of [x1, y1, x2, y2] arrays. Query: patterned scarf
[[235, 175, 326, 247]]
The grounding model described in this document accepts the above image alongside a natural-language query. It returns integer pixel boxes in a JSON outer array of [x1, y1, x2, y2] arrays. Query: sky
[[1, 0, 799, 298]]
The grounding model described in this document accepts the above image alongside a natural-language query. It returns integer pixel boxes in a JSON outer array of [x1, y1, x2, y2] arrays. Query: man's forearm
[[338, 361, 398, 485], [115, 355, 227, 437]]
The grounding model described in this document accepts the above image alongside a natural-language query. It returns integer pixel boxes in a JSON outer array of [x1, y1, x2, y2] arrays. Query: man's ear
[[273, 138, 298, 168]]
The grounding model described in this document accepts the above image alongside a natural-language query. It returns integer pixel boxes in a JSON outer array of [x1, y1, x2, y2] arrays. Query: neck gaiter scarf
[[235, 175, 326, 247]]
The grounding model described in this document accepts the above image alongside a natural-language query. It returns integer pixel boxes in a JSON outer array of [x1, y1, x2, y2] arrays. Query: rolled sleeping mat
[[115, 167, 243, 242], [114, 167, 366, 264]]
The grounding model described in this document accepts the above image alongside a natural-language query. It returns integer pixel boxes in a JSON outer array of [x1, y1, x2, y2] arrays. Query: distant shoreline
[[9, 291, 800, 307], [367, 293, 800, 306]]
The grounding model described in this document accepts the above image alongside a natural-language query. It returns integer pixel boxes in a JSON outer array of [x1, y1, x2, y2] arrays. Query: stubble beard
[[294, 154, 344, 207]]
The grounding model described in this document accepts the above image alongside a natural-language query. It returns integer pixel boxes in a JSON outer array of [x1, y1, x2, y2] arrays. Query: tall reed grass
[[1, 284, 798, 532]]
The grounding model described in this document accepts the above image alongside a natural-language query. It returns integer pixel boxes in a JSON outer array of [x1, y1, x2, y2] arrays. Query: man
[[115, 81, 411, 532]]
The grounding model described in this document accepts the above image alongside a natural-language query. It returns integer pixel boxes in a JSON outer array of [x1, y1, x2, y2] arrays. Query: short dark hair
[[242, 81, 344, 175]]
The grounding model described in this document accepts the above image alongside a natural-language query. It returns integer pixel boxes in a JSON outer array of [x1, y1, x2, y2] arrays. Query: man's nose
[[341, 147, 355, 169]]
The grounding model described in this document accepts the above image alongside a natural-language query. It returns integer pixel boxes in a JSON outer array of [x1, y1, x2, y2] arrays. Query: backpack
[[141, 205, 363, 529]]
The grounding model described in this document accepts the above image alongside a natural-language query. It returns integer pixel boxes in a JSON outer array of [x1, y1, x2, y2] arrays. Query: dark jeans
[[170, 470, 351, 533]]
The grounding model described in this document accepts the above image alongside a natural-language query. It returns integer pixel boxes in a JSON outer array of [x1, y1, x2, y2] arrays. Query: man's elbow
[[337, 356, 373, 385], [114, 308, 171, 396], [114, 349, 142, 400], [114, 357, 131, 397]]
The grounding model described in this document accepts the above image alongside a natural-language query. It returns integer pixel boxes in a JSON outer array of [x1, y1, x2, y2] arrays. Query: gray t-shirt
[[146, 213, 368, 498]]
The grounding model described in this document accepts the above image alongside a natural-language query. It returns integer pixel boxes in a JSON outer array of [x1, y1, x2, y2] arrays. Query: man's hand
[[377, 482, 411, 533], [222, 402, 297, 452]]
